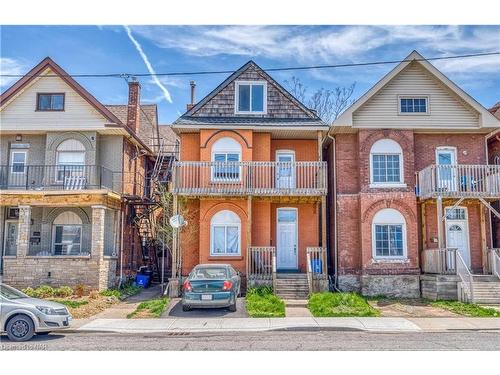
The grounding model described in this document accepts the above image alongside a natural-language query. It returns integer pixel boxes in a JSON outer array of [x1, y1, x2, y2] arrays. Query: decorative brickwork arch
[[47, 132, 95, 151], [362, 198, 417, 224], [201, 202, 248, 223], [201, 129, 251, 149], [360, 129, 412, 155], [44, 207, 91, 225]]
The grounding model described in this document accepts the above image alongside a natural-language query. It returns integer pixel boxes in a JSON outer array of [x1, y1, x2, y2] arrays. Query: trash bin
[[310, 259, 322, 274], [135, 274, 151, 288]]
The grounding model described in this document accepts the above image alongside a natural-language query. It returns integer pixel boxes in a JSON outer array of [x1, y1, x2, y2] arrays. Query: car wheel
[[6, 314, 35, 342], [37, 332, 51, 335], [182, 305, 191, 312], [228, 299, 237, 312]]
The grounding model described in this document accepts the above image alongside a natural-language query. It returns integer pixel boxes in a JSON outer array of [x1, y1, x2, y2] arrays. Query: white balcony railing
[[417, 164, 500, 199], [172, 161, 327, 196]]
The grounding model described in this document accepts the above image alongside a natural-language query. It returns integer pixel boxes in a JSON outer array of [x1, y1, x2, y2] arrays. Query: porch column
[[247, 196, 252, 247], [91, 205, 106, 259], [436, 196, 444, 249], [16, 205, 31, 257], [321, 196, 327, 248], [480, 204, 488, 273]]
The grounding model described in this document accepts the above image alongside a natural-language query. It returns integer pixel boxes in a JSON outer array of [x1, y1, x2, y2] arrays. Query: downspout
[[119, 204, 125, 287], [327, 133, 338, 288], [485, 134, 494, 254]]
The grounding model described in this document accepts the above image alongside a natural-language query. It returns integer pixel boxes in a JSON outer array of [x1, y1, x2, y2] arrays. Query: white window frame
[[55, 139, 86, 182], [10, 150, 27, 174], [211, 137, 242, 182], [234, 80, 267, 115], [51, 211, 83, 256], [276, 150, 296, 189], [398, 95, 430, 115], [210, 210, 241, 256], [369, 139, 406, 188], [371, 208, 407, 260]]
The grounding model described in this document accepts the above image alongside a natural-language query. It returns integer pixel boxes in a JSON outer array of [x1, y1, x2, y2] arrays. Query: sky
[[1, 25, 500, 124]]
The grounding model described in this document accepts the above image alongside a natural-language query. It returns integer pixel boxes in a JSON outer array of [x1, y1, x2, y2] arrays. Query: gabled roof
[[334, 50, 499, 128], [175, 60, 325, 126], [490, 101, 500, 119], [0, 57, 123, 126]]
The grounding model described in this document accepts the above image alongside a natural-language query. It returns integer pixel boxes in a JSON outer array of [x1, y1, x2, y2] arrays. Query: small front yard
[[22, 284, 142, 319], [246, 286, 285, 318], [127, 297, 170, 318], [308, 292, 380, 317], [430, 300, 500, 317]]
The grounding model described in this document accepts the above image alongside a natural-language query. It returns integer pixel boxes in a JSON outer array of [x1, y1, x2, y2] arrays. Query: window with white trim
[[210, 210, 241, 256], [56, 139, 86, 181], [235, 81, 266, 114], [372, 208, 406, 259], [10, 150, 27, 173], [370, 139, 404, 185], [399, 97, 428, 114], [52, 211, 83, 255], [211, 137, 242, 181]]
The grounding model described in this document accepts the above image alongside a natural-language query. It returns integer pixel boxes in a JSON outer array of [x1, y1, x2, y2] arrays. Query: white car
[[0, 283, 72, 341]]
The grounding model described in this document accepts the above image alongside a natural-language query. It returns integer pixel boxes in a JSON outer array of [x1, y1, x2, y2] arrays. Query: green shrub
[[246, 286, 285, 318], [308, 292, 380, 317], [100, 285, 142, 300], [22, 287, 36, 297], [54, 286, 73, 298]]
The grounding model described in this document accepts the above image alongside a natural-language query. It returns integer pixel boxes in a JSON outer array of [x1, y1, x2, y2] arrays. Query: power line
[[1, 51, 499, 78]]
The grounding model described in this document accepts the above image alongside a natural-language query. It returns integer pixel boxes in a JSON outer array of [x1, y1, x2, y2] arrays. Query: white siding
[[0, 69, 110, 130], [353, 62, 480, 129]]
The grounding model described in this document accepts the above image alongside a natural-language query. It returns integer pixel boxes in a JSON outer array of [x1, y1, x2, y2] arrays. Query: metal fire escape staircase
[[133, 138, 179, 284]]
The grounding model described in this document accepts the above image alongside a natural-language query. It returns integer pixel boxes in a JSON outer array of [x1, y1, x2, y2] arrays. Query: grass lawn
[[100, 285, 142, 300], [246, 287, 285, 318], [430, 300, 500, 317], [127, 297, 170, 319], [308, 292, 380, 317], [51, 299, 89, 308]]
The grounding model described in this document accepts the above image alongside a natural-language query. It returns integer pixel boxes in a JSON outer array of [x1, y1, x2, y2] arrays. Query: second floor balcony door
[[276, 151, 295, 189], [436, 147, 457, 192]]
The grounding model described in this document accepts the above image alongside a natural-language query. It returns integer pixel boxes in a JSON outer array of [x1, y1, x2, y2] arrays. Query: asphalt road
[[1, 330, 499, 350]]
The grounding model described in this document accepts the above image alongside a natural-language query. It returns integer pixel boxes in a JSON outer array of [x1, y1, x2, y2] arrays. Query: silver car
[[0, 283, 72, 341]]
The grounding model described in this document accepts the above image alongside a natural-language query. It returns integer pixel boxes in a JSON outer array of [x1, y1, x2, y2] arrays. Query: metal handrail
[[456, 251, 474, 303]]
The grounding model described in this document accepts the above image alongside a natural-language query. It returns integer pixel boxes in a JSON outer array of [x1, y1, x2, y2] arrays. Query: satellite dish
[[169, 214, 187, 229]]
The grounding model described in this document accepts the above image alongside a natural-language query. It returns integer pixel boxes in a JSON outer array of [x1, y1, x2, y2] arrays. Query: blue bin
[[310, 259, 322, 274], [135, 274, 151, 288]]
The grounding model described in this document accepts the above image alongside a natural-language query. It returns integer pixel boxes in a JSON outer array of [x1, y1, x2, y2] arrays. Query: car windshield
[[191, 267, 228, 280], [0, 284, 28, 300]]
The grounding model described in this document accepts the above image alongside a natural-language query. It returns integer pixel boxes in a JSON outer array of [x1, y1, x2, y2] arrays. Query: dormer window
[[37, 93, 65, 111], [235, 81, 266, 114], [399, 96, 428, 114]]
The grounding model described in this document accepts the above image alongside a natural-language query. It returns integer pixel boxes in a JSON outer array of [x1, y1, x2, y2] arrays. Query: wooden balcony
[[416, 164, 500, 200], [172, 161, 327, 197]]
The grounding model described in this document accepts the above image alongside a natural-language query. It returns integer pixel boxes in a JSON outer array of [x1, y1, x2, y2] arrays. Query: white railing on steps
[[456, 251, 474, 303], [490, 248, 500, 279]]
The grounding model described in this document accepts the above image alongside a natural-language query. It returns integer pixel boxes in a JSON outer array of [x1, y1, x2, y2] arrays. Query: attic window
[[399, 96, 428, 114], [37, 93, 65, 111], [235, 81, 266, 114]]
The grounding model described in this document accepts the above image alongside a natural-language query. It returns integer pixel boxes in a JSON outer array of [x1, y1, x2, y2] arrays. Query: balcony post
[[16, 205, 31, 257], [247, 196, 252, 248], [436, 196, 444, 250]]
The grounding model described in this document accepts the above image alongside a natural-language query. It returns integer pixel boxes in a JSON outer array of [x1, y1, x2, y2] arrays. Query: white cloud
[[123, 25, 172, 103], [0, 57, 26, 89]]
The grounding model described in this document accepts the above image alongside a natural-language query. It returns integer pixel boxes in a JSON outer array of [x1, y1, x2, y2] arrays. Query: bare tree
[[284, 77, 356, 123]]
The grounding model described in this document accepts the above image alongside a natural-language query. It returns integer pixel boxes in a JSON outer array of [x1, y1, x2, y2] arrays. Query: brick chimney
[[127, 78, 141, 133], [186, 80, 196, 111]]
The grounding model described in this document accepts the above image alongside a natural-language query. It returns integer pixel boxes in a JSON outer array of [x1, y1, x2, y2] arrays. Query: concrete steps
[[275, 273, 309, 300]]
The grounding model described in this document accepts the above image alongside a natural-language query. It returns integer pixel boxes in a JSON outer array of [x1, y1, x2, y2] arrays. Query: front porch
[[0, 203, 121, 291]]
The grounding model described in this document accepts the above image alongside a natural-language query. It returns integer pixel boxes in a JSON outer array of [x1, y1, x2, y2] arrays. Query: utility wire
[[1, 51, 499, 78]]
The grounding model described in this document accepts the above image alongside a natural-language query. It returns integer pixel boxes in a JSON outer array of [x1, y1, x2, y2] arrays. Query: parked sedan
[[182, 264, 241, 312], [0, 283, 72, 341]]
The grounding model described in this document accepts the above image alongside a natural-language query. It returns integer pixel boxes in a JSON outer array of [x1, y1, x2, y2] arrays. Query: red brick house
[[170, 61, 329, 298], [325, 51, 500, 301]]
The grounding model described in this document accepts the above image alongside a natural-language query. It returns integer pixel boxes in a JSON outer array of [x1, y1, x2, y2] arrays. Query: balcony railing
[[0, 165, 145, 196], [421, 248, 457, 274], [172, 161, 327, 196], [417, 164, 500, 199]]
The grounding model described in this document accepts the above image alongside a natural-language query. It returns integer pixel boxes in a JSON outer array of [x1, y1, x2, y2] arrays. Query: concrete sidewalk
[[75, 317, 500, 334]]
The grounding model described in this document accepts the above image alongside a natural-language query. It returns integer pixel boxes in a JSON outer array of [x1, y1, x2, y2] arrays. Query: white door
[[276, 151, 295, 189], [436, 148, 457, 192], [4, 221, 18, 256], [277, 208, 298, 270], [446, 221, 470, 268]]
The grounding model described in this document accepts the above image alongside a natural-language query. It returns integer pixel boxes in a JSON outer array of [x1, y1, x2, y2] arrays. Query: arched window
[[211, 137, 242, 181], [56, 139, 86, 182], [210, 210, 241, 256], [370, 139, 404, 186], [372, 208, 406, 259], [52, 211, 83, 255]]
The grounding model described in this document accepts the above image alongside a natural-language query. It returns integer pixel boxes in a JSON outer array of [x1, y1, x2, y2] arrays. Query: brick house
[[170, 61, 329, 297], [0, 57, 168, 291], [325, 51, 500, 300]]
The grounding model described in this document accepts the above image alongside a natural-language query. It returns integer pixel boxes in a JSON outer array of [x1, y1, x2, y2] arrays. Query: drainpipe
[[327, 133, 339, 289], [484, 134, 494, 253], [119, 205, 125, 287]]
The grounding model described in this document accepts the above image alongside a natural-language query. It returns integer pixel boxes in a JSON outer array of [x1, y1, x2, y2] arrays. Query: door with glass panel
[[436, 148, 457, 192], [3, 220, 18, 256], [8, 150, 27, 188], [445, 208, 470, 268], [276, 151, 295, 189], [276, 208, 298, 270]]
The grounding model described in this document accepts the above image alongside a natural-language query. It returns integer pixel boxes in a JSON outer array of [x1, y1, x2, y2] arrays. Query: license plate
[[201, 294, 212, 301]]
